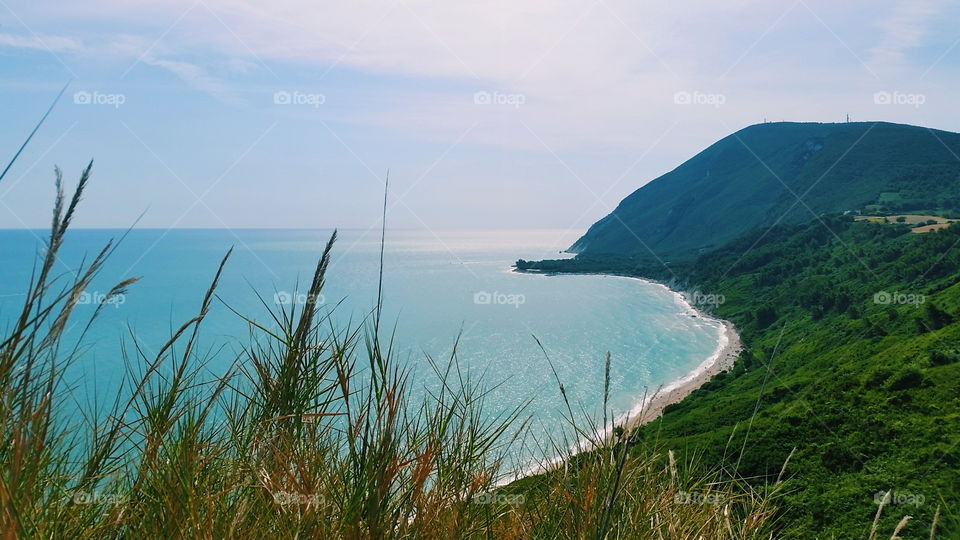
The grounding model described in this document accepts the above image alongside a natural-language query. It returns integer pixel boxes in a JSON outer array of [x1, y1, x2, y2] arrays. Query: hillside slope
[[519, 218, 960, 537], [571, 121, 960, 258]]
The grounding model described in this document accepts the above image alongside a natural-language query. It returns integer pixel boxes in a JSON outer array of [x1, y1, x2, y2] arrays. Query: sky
[[1, 0, 959, 236]]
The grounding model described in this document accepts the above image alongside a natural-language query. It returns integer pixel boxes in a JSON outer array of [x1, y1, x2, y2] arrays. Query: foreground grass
[[0, 164, 786, 539]]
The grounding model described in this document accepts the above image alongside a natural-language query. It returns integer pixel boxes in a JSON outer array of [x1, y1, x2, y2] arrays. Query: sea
[[0, 228, 723, 473]]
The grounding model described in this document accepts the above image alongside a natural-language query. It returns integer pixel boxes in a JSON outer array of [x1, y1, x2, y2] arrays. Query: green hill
[[521, 121, 960, 536], [645, 219, 960, 537], [571, 121, 960, 258], [520, 218, 960, 537]]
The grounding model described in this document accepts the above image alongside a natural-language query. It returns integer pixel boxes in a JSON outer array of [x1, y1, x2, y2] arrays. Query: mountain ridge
[[571, 121, 960, 258]]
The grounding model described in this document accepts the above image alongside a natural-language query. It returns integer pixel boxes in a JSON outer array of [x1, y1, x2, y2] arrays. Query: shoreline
[[605, 274, 741, 434], [505, 269, 742, 481]]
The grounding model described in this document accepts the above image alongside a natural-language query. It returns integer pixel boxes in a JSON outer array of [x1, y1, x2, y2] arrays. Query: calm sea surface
[[0, 228, 721, 469]]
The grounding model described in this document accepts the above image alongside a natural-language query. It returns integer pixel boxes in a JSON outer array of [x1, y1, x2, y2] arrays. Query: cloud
[[869, 0, 943, 69], [2, 0, 955, 151], [0, 28, 242, 105], [101, 0, 776, 148], [3, 0, 960, 229], [0, 32, 84, 52], [140, 55, 245, 105]]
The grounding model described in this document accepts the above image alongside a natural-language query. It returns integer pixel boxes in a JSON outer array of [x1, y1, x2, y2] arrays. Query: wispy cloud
[[0, 32, 83, 52], [869, 0, 943, 70], [140, 56, 245, 106], [2, 0, 959, 229], [0, 29, 242, 105]]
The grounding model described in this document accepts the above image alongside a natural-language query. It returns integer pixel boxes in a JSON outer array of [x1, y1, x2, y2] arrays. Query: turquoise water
[[0, 228, 721, 468]]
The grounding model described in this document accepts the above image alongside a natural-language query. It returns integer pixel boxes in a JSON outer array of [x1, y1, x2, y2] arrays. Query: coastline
[[511, 269, 741, 454], [620, 318, 740, 432], [592, 274, 741, 436]]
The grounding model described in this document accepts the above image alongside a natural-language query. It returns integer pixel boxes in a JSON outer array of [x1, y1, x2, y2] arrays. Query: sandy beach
[[507, 270, 742, 480], [596, 275, 743, 434], [512, 270, 743, 438], [619, 319, 740, 432]]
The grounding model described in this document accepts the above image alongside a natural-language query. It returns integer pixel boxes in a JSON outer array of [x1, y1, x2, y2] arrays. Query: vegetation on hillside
[[520, 217, 960, 537], [571, 122, 960, 258]]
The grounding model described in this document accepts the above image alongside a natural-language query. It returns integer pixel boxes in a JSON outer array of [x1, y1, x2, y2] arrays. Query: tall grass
[[0, 165, 786, 539], [0, 105, 787, 538]]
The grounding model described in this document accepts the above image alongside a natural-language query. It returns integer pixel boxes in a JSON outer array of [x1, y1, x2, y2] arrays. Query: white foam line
[[498, 270, 734, 486]]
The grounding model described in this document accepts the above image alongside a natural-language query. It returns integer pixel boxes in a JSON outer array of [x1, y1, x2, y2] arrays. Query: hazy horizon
[[2, 3, 958, 536], [3, 0, 959, 233]]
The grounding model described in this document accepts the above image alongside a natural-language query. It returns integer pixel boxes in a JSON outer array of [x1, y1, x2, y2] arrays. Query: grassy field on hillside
[[519, 217, 960, 537]]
